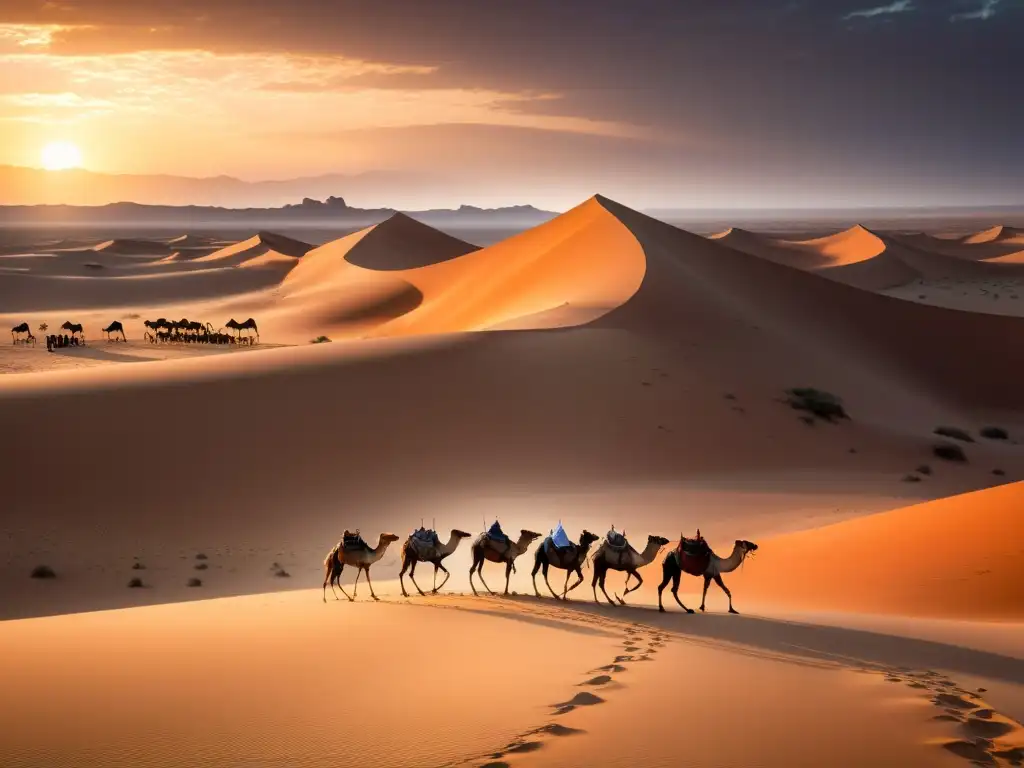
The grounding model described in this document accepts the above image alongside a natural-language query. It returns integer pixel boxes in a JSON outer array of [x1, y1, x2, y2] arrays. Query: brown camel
[[469, 526, 542, 596], [60, 321, 84, 342], [226, 317, 259, 343], [531, 528, 600, 600], [658, 535, 758, 614], [102, 321, 127, 342], [590, 529, 670, 606], [322, 530, 400, 602], [399, 527, 472, 596]]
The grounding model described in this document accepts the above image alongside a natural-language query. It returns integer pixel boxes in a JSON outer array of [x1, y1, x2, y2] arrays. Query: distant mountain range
[[0, 192, 557, 230]]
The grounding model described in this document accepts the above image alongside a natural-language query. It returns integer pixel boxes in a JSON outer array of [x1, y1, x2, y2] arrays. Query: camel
[[322, 531, 400, 602], [60, 321, 84, 342], [590, 530, 670, 606], [102, 321, 127, 342], [469, 527, 542, 596], [532, 529, 600, 600], [11, 322, 35, 345], [226, 317, 259, 343], [399, 528, 472, 596], [658, 537, 758, 614]]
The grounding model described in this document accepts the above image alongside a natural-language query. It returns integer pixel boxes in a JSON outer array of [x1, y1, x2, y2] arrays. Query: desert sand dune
[[165, 234, 219, 247], [325, 211, 479, 270], [961, 225, 1024, 246], [894, 231, 1024, 261], [194, 231, 312, 267], [730, 481, 1024, 620], [92, 238, 172, 256], [2, 195, 1024, 623]]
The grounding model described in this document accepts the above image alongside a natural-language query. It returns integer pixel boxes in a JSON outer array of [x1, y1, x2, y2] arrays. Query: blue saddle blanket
[[550, 522, 572, 549]]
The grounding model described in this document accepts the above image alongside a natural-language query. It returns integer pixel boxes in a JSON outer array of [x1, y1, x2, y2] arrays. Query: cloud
[[843, 0, 914, 19], [950, 0, 1001, 20]]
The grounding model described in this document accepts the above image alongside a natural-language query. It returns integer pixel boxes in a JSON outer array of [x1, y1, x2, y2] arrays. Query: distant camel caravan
[[142, 318, 250, 346], [225, 317, 259, 343], [11, 322, 35, 345], [658, 530, 759, 615], [323, 522, 756, 611], [102, 321, 127, 342]]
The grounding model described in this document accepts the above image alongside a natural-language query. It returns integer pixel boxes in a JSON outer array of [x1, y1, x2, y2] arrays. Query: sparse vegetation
[[195, 563, 208, 571], [38, 323, 48, 333], [915, 464, 932, 476], [30, 565, 56, 579], [195, 553, 208, 560], [127, 577, 144, 588], [785, 388, 849, 423], [187, 577, 203, 587], [132, 562, 145, 570], [933, 442, 967, 463], [933, 426, 974, 443], [902, 474, 922, 483], [274, 568, 291, 578], [980, 426, 1009, 440], [310, 336, 332, 344], [992, 468, 1006, 477]]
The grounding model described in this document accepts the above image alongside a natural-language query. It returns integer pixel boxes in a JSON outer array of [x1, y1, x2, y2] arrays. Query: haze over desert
[[2, 1, 1023, 766]]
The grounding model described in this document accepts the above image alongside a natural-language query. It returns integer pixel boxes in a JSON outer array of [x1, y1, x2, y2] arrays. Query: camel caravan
[[11, 317, 261, 349], [323, 521, 758, 614], [143, 317, 259, 346]]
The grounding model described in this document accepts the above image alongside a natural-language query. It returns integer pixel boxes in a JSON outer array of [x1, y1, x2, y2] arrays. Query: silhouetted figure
[[46, 335, 52, 352], [62, 334, 70, 348]]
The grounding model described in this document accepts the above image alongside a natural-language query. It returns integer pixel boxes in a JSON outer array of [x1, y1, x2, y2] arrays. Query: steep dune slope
[[731, 481, 1024, 620], [93, 239, 171, 256]]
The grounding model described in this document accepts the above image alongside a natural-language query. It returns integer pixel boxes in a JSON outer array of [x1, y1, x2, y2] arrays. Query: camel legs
[[470, 553, 495, 596], [407, 560, 426, 597], [592, 565, 616, 606], [699, 574, 712, 612], [399, 555, 412, 598], [365, 567, 380, 601], [658, 566, 693, 614], [615, 569, 642, 605], [332, 561, 355, 602], [352, 568, 361, 600], [564, 567, 584, 599], [714, 573, 738, 614], [322, 561, 336, 602], [504, 561, 514, 595], [433, 563, 450, 594], [531, 553, 544, 598]]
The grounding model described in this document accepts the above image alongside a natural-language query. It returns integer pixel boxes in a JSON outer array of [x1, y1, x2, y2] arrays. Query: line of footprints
[[476, 622, 668, 767]]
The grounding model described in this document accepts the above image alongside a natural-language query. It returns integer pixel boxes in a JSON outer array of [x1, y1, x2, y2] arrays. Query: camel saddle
[[486, 521, 511, 547], [677, 535, 711, 577], [409, 528, 440, 555], [342, 530, 369, 551], [605, 530, 628, 550]]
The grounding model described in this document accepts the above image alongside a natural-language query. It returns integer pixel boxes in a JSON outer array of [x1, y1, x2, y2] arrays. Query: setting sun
[[40, 141, 83, 171]]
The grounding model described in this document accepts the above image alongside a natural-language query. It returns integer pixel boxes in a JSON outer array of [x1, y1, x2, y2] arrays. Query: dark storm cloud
[[4, 0, 1021, 203]]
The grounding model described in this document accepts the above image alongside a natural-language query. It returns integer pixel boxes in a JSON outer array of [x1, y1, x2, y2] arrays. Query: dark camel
[[11, 322, 35, 344], [658, 538, 759, 614], [102, 321, 127, 342], [399, 528, 472, 596], [60, 321, 84, 342], [226, 317, 259, 343], [531, 529, 600, 600]]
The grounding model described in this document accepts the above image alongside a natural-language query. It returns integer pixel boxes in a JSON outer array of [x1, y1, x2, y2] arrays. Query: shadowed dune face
[[194, 231, 312, 267], [730, 481, 1024, 620]]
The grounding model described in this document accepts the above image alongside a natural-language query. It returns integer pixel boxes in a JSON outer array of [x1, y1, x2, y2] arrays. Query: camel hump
[[605, 529, 628, 549]]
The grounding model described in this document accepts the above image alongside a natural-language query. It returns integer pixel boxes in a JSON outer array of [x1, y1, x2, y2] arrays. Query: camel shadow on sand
[[495, 595, 1024, 686]]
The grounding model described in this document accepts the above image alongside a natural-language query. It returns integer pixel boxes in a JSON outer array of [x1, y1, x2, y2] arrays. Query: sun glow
[[40, 141, 82, 171]]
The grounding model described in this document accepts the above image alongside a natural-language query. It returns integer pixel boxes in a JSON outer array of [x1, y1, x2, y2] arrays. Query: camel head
[[380, 533, 401, 544], [520, 529, 543, 543], [736, 540, 758, 557], [580, 530, 600, 546], [451, 529, 473, 539], [649, 535, 671, 548]]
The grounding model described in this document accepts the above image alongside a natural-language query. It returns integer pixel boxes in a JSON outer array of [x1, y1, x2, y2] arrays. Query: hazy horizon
[[1, 1, 1021, 210]]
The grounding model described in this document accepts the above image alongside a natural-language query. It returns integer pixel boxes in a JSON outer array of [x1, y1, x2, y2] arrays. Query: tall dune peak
[[251, 231, 312, 258]]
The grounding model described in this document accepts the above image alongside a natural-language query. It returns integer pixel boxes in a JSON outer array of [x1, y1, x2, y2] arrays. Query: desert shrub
[[195, 563, 208, 571], [274, 568, 291, 578], [127, 577, 144, 588], [132, 562, 145, 570], [902, 474, 922, 483], [933, 442, 967, 463], [30, 565, 56, 579], [915, 464, 932, 476], [992, 468, 1006, 476], [38, 323, 48, 332], [933, 426, 974, 443], [187, 577, 203, 588], [310, 336, 332, 344], [785, 388, 849, 423], [195, 553, 208, 560], [980, 426, 1009, 440]]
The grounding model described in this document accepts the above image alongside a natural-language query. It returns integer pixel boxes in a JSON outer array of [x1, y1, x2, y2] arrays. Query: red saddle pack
[[677, 530, 711, 576]]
